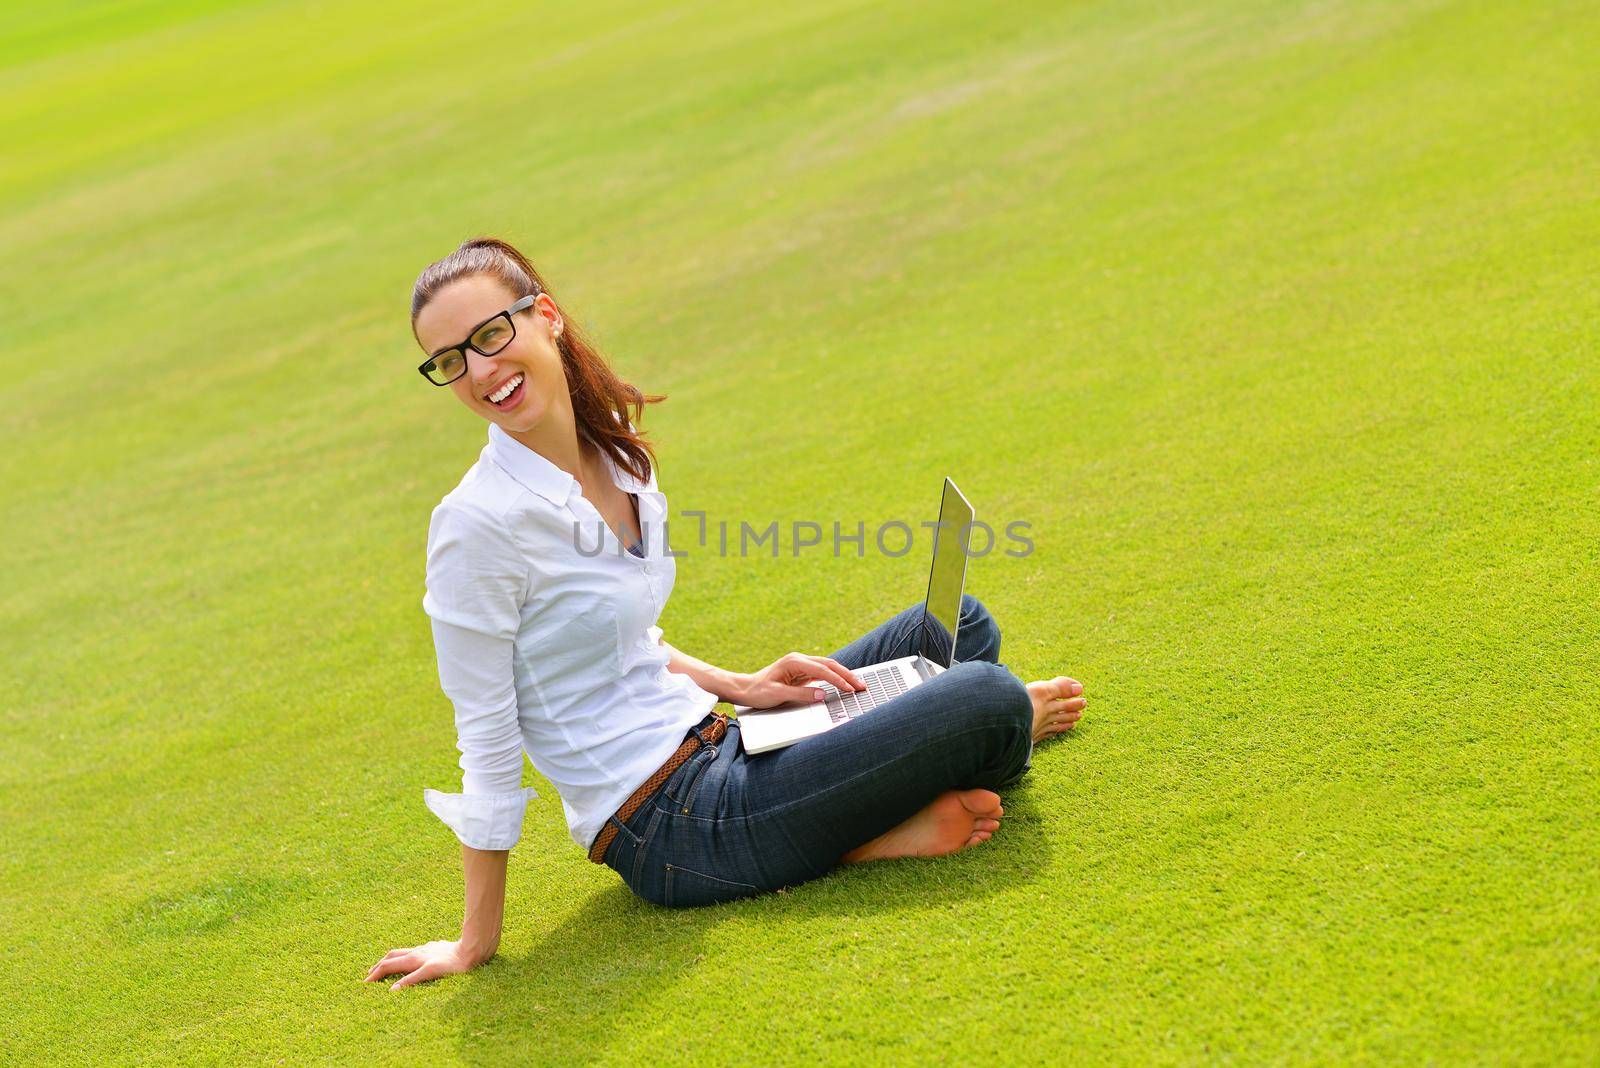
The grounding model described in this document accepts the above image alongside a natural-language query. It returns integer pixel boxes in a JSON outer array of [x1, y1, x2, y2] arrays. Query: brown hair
[[410, 236, 665, 485]]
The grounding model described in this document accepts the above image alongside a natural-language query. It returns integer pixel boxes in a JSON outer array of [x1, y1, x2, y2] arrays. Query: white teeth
[[488, 374, 523, 403]]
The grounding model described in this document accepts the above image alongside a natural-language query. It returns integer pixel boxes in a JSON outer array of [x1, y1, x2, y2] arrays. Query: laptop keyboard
[[822, 665, 909, 725]]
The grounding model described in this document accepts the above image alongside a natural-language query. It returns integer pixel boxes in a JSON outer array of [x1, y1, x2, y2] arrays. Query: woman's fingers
[[775, 683, 827, 704], [744, 678, 825, 707], [747, 652, 867, 706], [783, 653, 861, 693], [820, 656, 866, 691], [366, 959, 410, 982], [366, 946, 419, 972], [806, 658, 859, 692], [390, 961, 442, 991]]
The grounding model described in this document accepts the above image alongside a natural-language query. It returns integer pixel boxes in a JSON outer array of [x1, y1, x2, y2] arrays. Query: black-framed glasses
[[417, 293, 539, 386]]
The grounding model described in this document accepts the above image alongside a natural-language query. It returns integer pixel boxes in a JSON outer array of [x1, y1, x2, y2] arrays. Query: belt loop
[[690, 713, 714, 746]]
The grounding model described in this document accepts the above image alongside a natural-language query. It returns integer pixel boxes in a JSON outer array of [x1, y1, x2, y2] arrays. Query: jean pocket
[[665, 744, 718, 811], [662, 861, 760, 908]]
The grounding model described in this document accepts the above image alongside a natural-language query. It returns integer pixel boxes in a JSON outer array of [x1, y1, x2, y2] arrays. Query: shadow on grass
[[123, 873, 312, 939], [440, 778, 1055, 1063]]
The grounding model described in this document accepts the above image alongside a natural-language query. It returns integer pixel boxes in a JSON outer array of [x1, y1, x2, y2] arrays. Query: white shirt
[[420, 421, 718, 853]]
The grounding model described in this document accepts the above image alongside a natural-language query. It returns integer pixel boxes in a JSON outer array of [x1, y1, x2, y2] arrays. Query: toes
[[956, 788, 1002, 816], [1036, 703, 1084, 733], [1036, 712, 1080, 739], [975, 817, 1000, 833], [1053, 704, 1085, 729], [1031, 677, 1085, 704]]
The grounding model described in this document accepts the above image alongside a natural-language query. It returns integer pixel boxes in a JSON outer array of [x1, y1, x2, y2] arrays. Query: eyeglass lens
[[423, 313, 515, 384]]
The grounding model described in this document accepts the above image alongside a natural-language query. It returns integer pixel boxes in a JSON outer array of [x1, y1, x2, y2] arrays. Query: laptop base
[[734, 655, 947, 755]]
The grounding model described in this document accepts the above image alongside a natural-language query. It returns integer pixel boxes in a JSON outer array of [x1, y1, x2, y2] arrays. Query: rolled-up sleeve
[[421, 503, 537, 850]]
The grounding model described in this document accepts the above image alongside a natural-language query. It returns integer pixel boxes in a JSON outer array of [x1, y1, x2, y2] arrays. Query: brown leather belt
[[588, 712, 730, 864]]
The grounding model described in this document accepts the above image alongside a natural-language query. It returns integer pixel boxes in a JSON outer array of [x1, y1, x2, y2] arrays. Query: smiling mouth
[[486, 373, 525, 409]]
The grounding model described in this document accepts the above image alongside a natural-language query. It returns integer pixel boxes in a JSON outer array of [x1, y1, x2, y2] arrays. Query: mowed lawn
[[2, 0, 1597, 1062]]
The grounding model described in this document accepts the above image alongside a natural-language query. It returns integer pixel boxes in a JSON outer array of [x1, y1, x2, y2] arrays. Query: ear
[[533, 292, 563, 338]]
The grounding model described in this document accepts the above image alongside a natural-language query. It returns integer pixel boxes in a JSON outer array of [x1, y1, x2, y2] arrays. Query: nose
[[467, 354, 502, 393]]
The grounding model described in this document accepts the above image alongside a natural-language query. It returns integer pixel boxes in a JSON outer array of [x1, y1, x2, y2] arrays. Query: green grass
[[3, 0, 1597, 1062]]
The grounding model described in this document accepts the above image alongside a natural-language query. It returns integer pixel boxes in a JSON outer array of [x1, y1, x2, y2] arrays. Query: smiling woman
[[367, 236, 1086, 990], [409, 238, 664, 488]]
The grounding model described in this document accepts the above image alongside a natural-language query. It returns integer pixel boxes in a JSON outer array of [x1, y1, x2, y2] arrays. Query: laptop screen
[[917, 478, 974, 668]]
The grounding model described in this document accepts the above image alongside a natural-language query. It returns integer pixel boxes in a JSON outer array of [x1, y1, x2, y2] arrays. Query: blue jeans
[[600, 595, 1034, 907]]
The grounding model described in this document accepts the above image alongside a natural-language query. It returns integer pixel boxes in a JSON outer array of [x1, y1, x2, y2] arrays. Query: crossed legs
[[815, 595, 1087, 864]]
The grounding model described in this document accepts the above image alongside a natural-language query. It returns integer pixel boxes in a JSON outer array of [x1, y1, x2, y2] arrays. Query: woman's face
[[414, 274, 567, 432]]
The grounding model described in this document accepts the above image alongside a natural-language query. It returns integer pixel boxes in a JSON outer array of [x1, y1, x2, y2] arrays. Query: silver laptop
[[735, 478, 975, 755]]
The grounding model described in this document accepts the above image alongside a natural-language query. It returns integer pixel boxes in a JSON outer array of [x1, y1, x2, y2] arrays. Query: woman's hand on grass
[[733, 653, 865, 708], [364, 938, 487, 990]]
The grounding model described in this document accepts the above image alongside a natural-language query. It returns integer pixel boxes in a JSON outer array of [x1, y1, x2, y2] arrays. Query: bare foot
[[840, 789, 1004, 864], [1028, 676, 1086, 741]]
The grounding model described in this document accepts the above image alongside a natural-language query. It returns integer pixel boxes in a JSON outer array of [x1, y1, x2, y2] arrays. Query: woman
[[365, 237, 1087, 990]]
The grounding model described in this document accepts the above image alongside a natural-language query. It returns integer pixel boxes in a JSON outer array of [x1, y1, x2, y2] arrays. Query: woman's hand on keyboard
[[733, 653, 866, 709]]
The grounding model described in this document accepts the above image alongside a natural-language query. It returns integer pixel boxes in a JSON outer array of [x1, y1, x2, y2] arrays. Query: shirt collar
[[486, 422, 649, 505]]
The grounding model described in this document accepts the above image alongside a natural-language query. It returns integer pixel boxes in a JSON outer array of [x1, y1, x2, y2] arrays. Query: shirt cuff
[[423, 786, 539, 850]]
